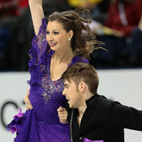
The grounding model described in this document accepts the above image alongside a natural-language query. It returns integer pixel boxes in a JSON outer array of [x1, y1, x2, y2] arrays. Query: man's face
[[62, 79, 81, 108]]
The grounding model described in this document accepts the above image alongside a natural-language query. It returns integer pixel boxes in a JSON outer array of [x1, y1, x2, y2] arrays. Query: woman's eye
[[46, 31, 49, 34], [54, 32, 59, 35]]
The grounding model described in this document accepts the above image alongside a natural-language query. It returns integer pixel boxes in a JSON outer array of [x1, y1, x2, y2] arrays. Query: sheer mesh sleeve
[[28, 18, 50, 85]]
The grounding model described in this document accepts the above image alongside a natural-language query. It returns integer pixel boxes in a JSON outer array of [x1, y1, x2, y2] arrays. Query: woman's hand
[[57, 106, 68, 124], [24, 89, 33, 110]]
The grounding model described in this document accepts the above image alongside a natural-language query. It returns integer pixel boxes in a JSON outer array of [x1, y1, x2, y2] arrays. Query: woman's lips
[[50, 43, 57, 47]]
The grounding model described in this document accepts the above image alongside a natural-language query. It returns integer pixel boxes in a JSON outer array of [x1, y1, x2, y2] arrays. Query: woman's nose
[[49, 34, 54, 41], [47, 34, 53, 41]]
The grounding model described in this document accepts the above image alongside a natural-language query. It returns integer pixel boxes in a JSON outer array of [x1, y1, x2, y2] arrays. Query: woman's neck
[[52, 47, 74, 64]]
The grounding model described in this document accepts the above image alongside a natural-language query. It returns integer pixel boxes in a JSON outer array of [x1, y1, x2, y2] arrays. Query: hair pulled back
[[48, 9, 102, 58]]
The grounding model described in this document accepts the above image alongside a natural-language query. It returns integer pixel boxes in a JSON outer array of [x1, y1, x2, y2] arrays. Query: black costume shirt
[[66, 94, 142, 142]]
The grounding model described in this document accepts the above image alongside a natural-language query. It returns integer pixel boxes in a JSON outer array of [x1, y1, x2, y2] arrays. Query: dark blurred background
[[0, 0, 142, 71]]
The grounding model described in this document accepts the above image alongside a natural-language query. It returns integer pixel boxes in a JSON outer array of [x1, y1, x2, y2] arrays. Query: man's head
[[61, 62, 99, 108]]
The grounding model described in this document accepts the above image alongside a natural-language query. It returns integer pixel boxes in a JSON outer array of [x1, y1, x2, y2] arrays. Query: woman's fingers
[[24, 98, 33, 110], [24, 89, 33, 110], [26, 106, 29, 111]]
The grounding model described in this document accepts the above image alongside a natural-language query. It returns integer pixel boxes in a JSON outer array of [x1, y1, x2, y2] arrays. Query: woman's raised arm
[[29, 0, 44, 35]]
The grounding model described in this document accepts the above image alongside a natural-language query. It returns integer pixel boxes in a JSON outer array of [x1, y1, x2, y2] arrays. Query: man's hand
[[57, 106, 68, 124]]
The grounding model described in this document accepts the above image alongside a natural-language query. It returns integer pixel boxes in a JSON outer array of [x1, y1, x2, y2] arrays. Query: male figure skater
[[58, 62, 142, 142]]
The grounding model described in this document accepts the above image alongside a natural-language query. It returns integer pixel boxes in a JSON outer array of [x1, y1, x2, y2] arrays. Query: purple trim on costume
[[6, 108, 24, 134], [83, 138, 104, 142], [14, 108, 24, 119]]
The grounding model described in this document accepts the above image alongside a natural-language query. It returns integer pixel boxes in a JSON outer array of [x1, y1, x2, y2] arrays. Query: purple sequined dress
[[7, 18, 89, 142]]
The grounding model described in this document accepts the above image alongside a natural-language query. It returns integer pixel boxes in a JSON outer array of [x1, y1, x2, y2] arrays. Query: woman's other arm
[[29, 0, 44, 35]]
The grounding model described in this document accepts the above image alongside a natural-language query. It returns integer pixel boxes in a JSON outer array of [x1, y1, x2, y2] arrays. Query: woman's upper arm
[[29, 0, 44, 35]]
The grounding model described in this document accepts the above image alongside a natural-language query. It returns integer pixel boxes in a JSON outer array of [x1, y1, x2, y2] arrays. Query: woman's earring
[[68, 38, 71, 41]]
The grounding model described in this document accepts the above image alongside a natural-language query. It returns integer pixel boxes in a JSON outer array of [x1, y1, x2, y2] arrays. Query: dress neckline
[[49, 55, 77, 82]]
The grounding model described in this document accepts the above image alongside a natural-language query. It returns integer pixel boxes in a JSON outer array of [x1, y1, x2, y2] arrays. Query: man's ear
[[78, 81, 86, 93]]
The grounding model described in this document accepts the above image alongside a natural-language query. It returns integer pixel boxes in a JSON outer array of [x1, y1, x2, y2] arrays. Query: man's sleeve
[[108, 102, 142, 131]]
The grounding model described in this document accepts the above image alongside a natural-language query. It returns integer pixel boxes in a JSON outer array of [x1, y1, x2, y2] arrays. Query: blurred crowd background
[[0, 0, 142, 71]]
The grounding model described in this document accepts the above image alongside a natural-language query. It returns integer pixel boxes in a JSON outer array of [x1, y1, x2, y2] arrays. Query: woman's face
[[46, 21, 71, 52]]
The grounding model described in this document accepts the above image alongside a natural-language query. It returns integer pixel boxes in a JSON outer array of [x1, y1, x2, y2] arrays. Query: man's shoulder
[[97, 94, 120, 108]]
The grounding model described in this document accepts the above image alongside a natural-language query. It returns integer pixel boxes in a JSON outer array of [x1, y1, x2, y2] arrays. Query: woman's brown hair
[[48, 9, 103, 59]]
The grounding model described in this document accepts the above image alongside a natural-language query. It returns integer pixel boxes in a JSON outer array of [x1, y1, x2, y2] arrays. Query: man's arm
[[108, 102, 142, 131]]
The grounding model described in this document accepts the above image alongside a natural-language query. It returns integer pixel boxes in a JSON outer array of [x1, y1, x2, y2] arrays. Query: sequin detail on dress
[[40, 64, 64, 105], [41, 92, 51, 105], [34, 34, 46, 45]]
